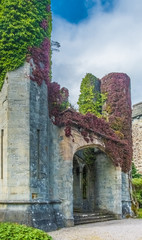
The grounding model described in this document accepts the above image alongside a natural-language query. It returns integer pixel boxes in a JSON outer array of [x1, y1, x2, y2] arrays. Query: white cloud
[[52, 0, 142, 107]]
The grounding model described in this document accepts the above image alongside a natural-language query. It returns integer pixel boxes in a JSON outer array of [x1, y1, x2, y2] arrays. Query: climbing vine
[[0, 0, 51, 89], [54, 109, 130, 172], [77, 73, 106, 117], [0, 0, 69, 115], [101, 73, 132, 172]]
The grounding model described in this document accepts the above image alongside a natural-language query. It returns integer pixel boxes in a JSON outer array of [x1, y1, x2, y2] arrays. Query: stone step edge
[[74, 215, 115, 219], [74, 217, 116, 225]]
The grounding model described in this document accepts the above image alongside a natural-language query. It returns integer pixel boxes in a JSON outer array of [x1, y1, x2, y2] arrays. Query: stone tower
[[132, 102, 142, 173]]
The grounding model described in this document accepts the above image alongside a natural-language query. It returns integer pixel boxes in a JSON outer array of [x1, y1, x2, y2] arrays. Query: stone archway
[[58, 127, 122, 227], [73, 148, 96, 213], [73, 146, 122, 215]]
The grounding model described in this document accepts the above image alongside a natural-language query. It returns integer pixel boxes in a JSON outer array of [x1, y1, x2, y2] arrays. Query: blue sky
[[51, 0, 116, 23], [51, 0, 90, 23], [51, 0, 142, 107]]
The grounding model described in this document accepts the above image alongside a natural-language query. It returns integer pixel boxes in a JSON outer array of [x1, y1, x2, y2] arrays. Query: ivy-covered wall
[[0, 0, 69, 118], [101, 73, 132, 172], [54, 73, 132, 174], [0, 0, 52, 89]]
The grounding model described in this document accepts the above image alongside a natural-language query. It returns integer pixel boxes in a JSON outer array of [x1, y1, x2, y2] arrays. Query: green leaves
[[132, 163, 142, 207], [132, 162, 142, 179], [0, 0, 51, 89], [77, 73, 106, 117], [0, 222, 53, 240]]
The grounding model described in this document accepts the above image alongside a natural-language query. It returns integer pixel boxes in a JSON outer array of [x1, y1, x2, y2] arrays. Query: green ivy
[[0, 0, 52, 89], [77, 73, 107, 117], [0, 222, 52, 240]]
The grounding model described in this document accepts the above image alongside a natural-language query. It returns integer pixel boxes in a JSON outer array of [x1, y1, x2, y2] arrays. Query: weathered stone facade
[[0, 64, 133, 231], [132, 102, 142, 173]]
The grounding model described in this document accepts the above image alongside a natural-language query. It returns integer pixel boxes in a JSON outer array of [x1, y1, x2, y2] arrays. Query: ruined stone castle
[[0, 0, 133, 232], [0, 65, 133, 231]]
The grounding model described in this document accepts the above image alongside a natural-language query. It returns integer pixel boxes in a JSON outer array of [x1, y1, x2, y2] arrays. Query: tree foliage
[[132, 178, 142, 207], [132, 162, 142, 179], [132, 163, 142, 207], [77, 73, 106, 117]]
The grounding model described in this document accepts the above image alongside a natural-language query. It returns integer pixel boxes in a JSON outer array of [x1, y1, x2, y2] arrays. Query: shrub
[[132, 178, 142, 207], [0, 222, 52, 240], [132, 162, 142, 179]]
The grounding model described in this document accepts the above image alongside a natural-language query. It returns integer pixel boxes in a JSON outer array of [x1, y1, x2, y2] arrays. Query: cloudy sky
[[51, 0, 142, 108]]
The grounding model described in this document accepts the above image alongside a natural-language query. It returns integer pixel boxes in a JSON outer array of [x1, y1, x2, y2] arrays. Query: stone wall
[[0, 63, 31, 201], [94, 153, 122, 218], [0, 63, 59, 231], [0, 73, 8, 200], [0, 63, 31, 224], [132, 102, 142, 173], [49, 124, 74, 227]]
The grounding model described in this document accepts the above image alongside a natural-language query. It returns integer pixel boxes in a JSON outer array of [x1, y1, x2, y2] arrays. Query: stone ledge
[[0, 200, 62, 204]]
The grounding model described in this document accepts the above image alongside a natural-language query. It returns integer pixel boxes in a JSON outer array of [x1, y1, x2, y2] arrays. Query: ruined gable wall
[[132, 102, 142, 173]]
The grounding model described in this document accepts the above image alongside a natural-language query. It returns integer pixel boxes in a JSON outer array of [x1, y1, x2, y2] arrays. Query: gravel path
[[50, 219, 142, 240]]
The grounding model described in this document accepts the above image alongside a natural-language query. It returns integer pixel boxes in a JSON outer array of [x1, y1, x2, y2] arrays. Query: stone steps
[[74, 211, 116, 225]]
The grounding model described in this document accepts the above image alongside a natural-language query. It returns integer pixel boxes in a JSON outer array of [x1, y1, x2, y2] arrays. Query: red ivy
[[101, 73, 132, 172], [40, 19, 48, 30], [27, 37, 51, 85], [55, 109, 131, 172]]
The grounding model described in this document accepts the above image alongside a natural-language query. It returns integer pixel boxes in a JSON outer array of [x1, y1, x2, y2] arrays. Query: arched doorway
[[73, 147, 100, 213], [73, 146, 122, 216], [58, 127, 122, 227]]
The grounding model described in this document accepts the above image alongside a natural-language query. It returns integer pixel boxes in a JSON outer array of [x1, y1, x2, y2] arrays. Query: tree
[[77, 73, 106, 117], [132, 162, 142, 179], [132, 162, 142, 208]]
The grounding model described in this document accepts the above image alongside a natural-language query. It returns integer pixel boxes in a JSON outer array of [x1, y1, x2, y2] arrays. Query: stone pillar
[[0, 63, 31, 224], [49, 125, 74, 228], [94, 153, 122, 218], [122, 172, 133, 217]]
